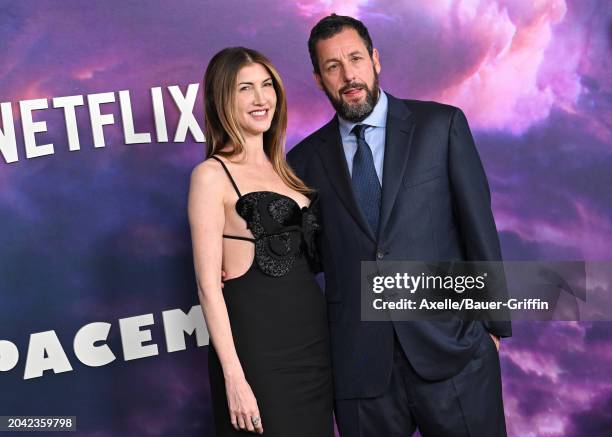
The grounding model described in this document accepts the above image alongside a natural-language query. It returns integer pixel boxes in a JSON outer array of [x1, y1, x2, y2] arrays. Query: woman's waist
[[224, 252, 316, 283]]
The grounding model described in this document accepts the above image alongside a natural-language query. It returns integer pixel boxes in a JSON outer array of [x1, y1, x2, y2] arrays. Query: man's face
[[313, 27, 381, 123]]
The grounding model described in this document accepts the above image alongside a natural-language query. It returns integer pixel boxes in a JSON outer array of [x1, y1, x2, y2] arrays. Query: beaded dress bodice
[[210, 156, 321, 277]]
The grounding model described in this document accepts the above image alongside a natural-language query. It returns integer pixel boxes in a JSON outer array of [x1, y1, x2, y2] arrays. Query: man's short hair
[[308, 14, 374, 74]]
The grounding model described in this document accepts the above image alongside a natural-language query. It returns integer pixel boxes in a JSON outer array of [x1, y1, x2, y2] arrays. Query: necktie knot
[[351, 124, 368, 141]]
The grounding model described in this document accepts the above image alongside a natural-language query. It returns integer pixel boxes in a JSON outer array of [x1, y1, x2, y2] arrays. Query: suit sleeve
[[448, 107, 512, 338], [286, 145, 304, 179]]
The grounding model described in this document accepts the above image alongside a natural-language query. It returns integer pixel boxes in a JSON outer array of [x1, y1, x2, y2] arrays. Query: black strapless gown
[[207, 156, 333, 437]]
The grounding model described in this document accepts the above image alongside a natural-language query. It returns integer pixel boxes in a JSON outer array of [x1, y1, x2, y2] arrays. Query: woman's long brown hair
[[203, 47, 312, 194]]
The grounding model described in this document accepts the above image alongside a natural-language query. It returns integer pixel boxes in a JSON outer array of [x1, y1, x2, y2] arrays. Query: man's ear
[[313, 72, 324, 91], [372, 48, 381, 75]]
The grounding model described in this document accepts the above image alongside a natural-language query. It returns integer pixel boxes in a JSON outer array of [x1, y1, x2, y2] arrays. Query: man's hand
[[489, 333, 500, 352]]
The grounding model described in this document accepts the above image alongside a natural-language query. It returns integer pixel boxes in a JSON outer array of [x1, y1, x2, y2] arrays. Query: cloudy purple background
[[1, 0, 611, 435]]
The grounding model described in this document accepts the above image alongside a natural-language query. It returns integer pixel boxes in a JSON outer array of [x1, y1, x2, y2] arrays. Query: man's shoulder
[[288, 120, 333, 161], [393, 96, 459, 120]]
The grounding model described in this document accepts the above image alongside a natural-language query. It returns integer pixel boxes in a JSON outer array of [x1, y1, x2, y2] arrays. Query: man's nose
[[342, 63, 356, 83]]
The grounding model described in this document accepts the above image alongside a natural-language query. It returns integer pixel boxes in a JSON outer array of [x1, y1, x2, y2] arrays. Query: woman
[[188, 47, 333, 436]]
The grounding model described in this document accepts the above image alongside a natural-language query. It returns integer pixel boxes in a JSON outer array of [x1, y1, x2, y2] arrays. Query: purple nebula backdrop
[[1, 0, 611, 435]]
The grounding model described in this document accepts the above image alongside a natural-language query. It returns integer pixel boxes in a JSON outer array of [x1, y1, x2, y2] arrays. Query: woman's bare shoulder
[[190, 158, 228, 197]]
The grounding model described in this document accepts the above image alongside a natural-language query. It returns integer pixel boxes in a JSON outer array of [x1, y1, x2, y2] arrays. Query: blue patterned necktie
[[351, 124, 381, 235]]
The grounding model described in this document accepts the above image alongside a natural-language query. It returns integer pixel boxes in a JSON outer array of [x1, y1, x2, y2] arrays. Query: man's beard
[[323, 71, 380, 123]]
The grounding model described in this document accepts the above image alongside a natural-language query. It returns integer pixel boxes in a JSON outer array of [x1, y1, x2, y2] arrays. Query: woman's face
[[233, 63, 277, 138]]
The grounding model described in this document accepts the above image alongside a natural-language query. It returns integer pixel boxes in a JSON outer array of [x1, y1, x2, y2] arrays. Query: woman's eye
[[240, 86, 250, 91], [264, 82, 273, 87]]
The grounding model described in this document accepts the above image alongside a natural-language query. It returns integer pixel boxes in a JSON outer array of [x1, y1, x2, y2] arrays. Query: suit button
[[376, 250, 384, 260]]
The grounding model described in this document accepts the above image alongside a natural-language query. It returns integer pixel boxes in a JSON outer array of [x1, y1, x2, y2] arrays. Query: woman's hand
[[489, 333, 500, 351], [225, 375, 264, 434]]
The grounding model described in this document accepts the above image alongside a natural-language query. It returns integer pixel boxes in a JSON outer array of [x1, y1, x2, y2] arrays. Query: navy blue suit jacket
[[287, 93, 512, 400]]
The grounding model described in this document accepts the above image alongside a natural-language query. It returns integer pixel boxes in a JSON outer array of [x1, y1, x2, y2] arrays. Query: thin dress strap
[[210, 155, 255, 243], [210, 155, 242, 198]]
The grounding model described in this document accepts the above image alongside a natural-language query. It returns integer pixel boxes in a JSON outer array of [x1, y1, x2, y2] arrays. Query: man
[[287, 14, 512, 437]]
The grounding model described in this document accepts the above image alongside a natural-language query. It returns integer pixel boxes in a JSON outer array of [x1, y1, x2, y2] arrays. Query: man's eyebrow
[[322, 57, 341, 65], [322, 51, 365, 65]]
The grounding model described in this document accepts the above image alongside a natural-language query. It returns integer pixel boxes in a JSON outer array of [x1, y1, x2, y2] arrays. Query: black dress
[[207, 156, 333, 437]]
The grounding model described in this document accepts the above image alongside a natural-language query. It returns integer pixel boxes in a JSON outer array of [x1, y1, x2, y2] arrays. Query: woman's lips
[[249, 109, 269, 121]]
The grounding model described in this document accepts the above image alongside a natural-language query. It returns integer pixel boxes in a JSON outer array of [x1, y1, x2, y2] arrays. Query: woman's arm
[[188, 161, 263, 434]]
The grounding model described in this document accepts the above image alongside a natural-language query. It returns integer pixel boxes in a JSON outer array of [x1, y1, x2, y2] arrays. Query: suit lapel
[[379, 94, 416, 239], [316, 117, 377, 242]]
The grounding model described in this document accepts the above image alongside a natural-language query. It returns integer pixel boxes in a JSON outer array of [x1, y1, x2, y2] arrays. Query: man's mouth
[[342, 87, 365, 98]]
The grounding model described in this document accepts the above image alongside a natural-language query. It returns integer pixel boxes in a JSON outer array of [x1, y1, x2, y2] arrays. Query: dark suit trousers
[[335, 332, 507, 437]]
